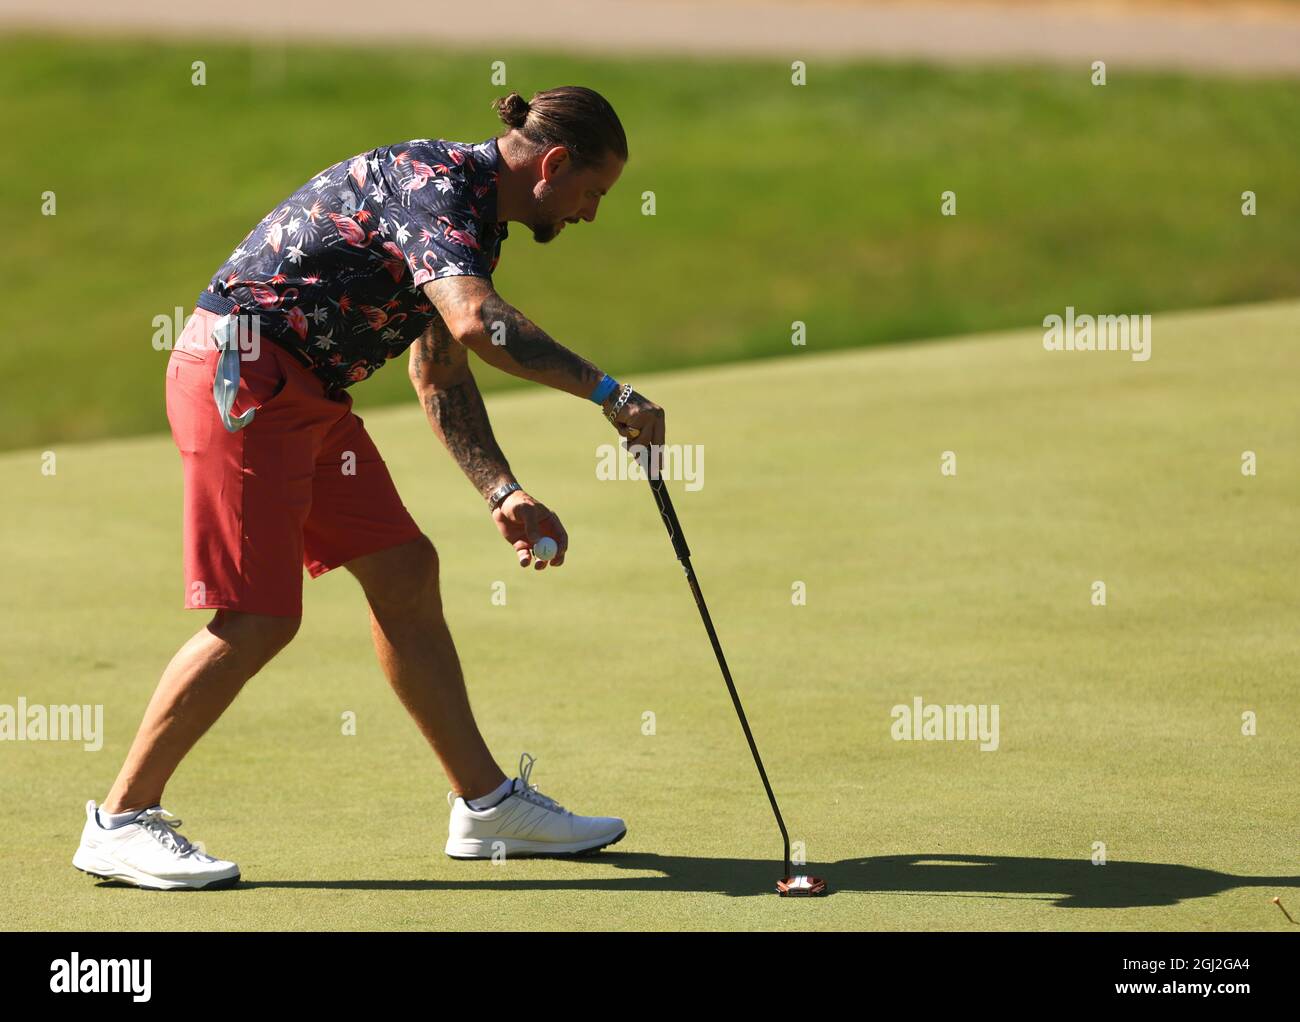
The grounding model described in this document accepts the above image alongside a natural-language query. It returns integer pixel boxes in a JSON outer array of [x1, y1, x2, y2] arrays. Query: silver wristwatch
[[487, 482, 522, 512]]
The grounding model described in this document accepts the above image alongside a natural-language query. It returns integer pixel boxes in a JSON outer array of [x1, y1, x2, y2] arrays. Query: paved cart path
[[2, 0, 1300, 75]]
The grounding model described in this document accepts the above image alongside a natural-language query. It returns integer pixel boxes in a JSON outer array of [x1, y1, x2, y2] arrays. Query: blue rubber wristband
[[589, 374, 619, 404]]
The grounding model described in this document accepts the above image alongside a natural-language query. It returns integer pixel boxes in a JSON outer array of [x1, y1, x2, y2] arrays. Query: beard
[[530, 181, 566, 244], [531, 221, 563, 244]]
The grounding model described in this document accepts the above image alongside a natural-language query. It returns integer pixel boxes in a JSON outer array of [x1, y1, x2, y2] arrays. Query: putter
[[645, 465, 826, 897]]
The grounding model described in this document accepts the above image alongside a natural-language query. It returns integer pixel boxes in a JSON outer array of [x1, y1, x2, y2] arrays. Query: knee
[[209, 610, 301, 659], [369, 535, 441, 610]]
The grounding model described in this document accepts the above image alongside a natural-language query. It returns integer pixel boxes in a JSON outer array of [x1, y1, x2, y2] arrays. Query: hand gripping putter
[[646, 472, 827, 897]]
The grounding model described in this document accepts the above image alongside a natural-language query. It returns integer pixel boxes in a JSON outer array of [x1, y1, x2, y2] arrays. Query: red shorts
[[166, 307, 423, 617]]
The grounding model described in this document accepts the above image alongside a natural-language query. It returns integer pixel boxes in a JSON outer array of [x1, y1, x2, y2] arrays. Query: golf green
[[2, 300, 1296, 930]]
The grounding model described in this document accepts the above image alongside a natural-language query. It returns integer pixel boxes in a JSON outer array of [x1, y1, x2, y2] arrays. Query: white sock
[[97, 805, 156, 830], [466, 778, 515, 811]]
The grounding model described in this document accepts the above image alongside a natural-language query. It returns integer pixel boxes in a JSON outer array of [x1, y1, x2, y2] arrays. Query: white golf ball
[[532, 536, 559, 561]]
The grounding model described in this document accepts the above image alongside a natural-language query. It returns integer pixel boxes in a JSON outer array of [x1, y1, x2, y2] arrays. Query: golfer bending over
[[73, 86, 664, 889]]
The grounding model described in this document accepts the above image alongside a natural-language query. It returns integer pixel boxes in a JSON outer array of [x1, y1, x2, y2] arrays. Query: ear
[[539, 146, 570, 181]]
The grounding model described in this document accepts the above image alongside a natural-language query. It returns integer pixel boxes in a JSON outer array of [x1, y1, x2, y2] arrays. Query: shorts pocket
[[172, 310, 219, 363], [166, 358, 215, 454], [168, 345, 216, 379], [233, 343, 291, 419]]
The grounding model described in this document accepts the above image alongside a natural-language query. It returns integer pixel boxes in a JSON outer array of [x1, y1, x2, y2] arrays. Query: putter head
[[777, 875, 827, 897]]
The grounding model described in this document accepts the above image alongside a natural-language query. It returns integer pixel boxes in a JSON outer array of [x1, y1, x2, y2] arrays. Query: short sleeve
[[382, 142, 495, 286]]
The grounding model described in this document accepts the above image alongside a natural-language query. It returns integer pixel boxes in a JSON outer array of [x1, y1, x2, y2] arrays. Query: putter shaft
[[647, 474, 794, 879]]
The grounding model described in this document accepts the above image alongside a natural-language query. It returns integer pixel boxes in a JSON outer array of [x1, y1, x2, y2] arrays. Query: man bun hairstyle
[[492, 86, 628, 169], [494, 91, 531, 130]]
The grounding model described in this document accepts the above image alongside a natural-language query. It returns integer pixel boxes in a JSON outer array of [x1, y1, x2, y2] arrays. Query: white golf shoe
[[445, 753, 626, 859], [73, 800, 241, 890]]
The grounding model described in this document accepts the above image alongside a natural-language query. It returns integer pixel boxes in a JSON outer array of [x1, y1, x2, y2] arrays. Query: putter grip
[[648, 475, 691, 562]]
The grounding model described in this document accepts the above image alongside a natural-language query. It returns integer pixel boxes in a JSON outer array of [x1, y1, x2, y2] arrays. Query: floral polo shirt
[[198, 136, 508, 394]]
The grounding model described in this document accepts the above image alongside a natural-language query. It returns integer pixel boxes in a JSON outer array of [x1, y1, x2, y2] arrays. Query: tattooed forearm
[[409, 319, 457, 384], [422, 277, 605, 400], [422, 374, 513, 497], [423, 323, 456, 366], [478, 292, 603, 393]]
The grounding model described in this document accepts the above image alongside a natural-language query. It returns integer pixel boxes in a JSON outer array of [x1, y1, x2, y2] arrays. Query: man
[[73, 86, 665, 890]]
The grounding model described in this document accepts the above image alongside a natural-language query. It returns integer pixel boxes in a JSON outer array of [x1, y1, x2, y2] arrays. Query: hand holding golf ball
[[490, 487, 567, 569]]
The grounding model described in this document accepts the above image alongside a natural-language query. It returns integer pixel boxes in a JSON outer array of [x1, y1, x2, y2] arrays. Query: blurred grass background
[[2, 33, 1298, 449]]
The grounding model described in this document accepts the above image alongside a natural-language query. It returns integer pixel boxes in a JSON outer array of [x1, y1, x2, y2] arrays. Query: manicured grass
[[1, 34, 1298, 450], [2, 300, 1297, 930]]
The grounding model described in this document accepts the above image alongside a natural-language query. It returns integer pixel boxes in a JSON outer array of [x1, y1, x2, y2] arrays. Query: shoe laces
[[134, 807, 196, 856], [514, 752, 570, 816]]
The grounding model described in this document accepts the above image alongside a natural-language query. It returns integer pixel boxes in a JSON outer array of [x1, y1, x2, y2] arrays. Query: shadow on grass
[[219, 853, 1300, 908]]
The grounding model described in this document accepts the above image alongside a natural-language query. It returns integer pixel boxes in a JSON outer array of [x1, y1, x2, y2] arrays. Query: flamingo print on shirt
[[202, 136, 508, 396]]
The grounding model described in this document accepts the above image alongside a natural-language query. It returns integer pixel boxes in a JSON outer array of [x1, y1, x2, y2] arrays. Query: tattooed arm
[[408, 317, 515, 499], [422, 276, 603, 398], [422, 275, 666, 448], [409, 317, 570, 568]]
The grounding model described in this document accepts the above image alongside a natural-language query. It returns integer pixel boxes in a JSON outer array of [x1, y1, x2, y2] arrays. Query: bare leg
[[345, 535, 507, 801], [103, 610, 300, 814]]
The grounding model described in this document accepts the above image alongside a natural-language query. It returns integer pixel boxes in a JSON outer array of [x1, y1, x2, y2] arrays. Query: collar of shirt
[[479, 135, 505, 227]]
